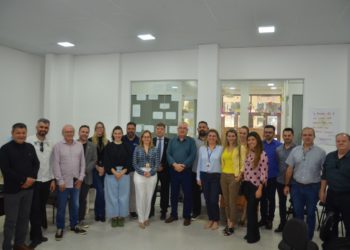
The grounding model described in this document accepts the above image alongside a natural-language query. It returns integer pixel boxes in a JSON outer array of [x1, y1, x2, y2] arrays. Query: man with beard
[[191, 121, 209, 219], [27, 118, 56, 248], [122, 122, 140, 219]]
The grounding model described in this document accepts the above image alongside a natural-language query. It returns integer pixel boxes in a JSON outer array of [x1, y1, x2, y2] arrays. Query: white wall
[[0, 45, 44, 144], [44, 54, 120, 142], [220, 45, 349, 151]]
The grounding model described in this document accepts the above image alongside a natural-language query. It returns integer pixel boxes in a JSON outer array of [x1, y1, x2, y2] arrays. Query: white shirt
[[27, 135, 54, 182]]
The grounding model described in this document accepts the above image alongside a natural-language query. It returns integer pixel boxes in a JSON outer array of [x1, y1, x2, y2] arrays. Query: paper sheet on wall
[[160, 103, 170, 109], [136, 124, 143, 133], [132, 104, 141, 117], [307, 108, 339, 146], [166, 112, 176, 120], [152, 112, 163, 119], [143, 125, 154, 132], [136, 94, 146, 101], [148, 95, 158, 100], [169, 126, 178, 134], [171, 94, 179, 101]]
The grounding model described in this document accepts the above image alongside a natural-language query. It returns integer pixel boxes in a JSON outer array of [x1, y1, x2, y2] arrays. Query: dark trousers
[[243, 181, 260, 243], [276, 182, 287, 226], [325, 189, 350, 238], [200, 172, 220, 221], [30, 181, 51, 241], [150, 170, 170, 216], [3, 189, 33, 250], [93, 170, 105, 219], [78, 182, 90, 221], [191, 172, 202, 216], [170, 168, 192, 219], [260, 177, 277, 222]]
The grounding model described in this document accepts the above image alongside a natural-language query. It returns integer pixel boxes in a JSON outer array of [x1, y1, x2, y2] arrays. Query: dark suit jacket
[[153, 137, 169, 170], [79, 140, 97, 185]]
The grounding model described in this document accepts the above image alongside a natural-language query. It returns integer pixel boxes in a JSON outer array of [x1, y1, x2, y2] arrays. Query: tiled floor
[[0, 206, 323, 250]]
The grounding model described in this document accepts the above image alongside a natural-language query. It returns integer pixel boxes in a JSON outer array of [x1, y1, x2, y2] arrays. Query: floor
[[0, 204, 323, 250]]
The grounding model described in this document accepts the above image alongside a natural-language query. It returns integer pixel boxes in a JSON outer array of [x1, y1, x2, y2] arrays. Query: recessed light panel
[[57, 42, 75, 47], [258, 26, 275, 34], [137, 34, 156, 41]]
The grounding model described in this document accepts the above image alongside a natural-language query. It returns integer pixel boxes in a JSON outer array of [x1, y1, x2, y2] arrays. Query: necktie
[[40, 142, 44, 152], [158, 138, 163, 157]]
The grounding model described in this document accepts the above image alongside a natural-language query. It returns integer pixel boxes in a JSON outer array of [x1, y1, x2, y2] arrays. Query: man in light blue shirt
[[284, 127, 326, 240]]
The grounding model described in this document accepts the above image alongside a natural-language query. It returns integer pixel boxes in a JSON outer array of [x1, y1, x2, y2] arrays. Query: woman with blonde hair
[[89, 121, 109, 222], [220, 128, 246, 236], [197, 129, 223, 230], [133, 130, 159, 229]]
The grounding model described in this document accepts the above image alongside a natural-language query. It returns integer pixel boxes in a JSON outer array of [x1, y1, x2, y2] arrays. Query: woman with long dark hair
[[242, 131, 268, 243]]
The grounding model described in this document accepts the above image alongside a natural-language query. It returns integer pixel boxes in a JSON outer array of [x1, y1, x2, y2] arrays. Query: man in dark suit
[[150, 122, 170, 220], [77, 125, 97, 228]]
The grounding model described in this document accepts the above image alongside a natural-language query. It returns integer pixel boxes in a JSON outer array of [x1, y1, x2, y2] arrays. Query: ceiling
[[0, 0, 349, 55]]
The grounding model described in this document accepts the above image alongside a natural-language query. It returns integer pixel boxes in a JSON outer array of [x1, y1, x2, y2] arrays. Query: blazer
[[79, 140, 97, 185], [153, 136, 169, 170]]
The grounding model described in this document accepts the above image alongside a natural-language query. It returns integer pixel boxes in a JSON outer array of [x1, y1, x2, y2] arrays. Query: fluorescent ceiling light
[[172, 86, 178, 89], [258, 26, 275, 34], [57, 42, 75, 47], [267, 83, 275, 87], [229, 87, 236, 90], [270, 86, 277, 90], [137, 34, 156, 41]]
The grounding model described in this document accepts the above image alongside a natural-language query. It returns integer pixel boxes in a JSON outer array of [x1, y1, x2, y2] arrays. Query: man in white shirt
[[26, 118, 56, 248]]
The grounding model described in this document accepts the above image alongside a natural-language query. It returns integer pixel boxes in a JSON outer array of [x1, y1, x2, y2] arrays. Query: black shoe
[[183, 219, 191, 226], [40, 236, 48, 242], [265, 220, 273, 230], [130, 212, 138, 219], [223, 227, 234, 236], [100, 217, 106, 222], [160, 214, 166, 220], [191, 213, 200, 220], [95, 217, 100, 222], [247, 237, 260, 244], [55, 229, 63, 241], [70, 226, 87, 235], [244, 235, 248, 240], [29, 239, 42, 248], [274, 224, 285, 233], [257, 219, 267, 227], [165, 216, 178, 223]]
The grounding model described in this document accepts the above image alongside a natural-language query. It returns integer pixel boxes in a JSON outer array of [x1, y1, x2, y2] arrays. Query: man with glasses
[[165, 122, 196, 226], [27, 118, 56, 248], [284, 127, 326, 240], [320, 133, 350, 238]]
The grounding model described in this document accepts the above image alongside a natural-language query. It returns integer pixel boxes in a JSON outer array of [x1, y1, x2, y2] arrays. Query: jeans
[[93, 169, 105, 219], [78, 182, 90, 221], [56, 188, 80, 229], [291, 181, 320, 240], [243, 181, 260, 243], [201, 172, 221, 222]]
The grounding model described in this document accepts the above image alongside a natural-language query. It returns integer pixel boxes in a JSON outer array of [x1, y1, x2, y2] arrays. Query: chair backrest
[[282, 219, 308, 250]]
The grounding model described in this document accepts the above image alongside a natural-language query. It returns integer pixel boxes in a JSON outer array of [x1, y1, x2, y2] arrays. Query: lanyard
[[207, 146, 216, 167]]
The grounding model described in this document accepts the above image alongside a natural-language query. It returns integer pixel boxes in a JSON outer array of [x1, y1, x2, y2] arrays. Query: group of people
[[0, 119, 349, 250]]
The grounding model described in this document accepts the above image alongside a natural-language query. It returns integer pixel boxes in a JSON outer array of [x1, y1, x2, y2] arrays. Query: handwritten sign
[[308, 108, 339, 146]]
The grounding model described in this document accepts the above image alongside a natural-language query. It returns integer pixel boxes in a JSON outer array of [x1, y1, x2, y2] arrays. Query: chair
[[278, 218, 319, 250]]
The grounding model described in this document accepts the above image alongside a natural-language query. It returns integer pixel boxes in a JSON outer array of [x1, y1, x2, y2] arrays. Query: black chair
[[278, 218, 319, 250]]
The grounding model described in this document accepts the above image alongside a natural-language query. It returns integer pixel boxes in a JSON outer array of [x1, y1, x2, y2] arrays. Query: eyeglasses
[[40, 142, 44, 152]]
